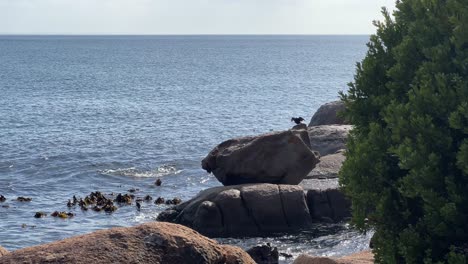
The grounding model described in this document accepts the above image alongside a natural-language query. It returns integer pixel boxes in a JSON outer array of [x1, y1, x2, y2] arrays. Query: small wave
[[99, 164, 182, 178]]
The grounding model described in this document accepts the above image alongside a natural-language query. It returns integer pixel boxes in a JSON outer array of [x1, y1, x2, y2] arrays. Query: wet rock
[[115, 193, 132, 204], [301, 179, 351, 222], [280, 252, 293, 259], [0, 222, 255, 264], [154, 197, 165, 205], [246, 243, 279, 264], [144, 195, 152, 201], [51, 211, 74, 218], [2, 205, 10, 208], [128, 188, 139, 193], [0, 195, 6, 202], [202, 128, 319, 185], [136, 201, 141, 210], [34, 212, 47, 218], [308, 125, 351, 156], [0, 245, 9, 257], [165, 197, 182, 205], [155, 179, 162, 186], [157, 184, 312, 237], [17, 197, 32, 202], [306, 150, 345, 179], [308, 101, 348, 126]]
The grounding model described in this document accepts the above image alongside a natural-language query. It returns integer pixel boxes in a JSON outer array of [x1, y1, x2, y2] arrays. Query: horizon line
[[0, 33, 371, 36]]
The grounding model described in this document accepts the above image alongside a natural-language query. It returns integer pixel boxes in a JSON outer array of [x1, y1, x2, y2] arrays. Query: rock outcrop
[[309, 101, 348, 126], [293, 251, 373, 264], [157, 184, 313, 237], [306, 150, 345, 179], [300, 179, 351, 222], [308, 125, 351, 156], [202, 128, 319, 185], [0, 222, 255, 264], [0, 246, 9, 257]]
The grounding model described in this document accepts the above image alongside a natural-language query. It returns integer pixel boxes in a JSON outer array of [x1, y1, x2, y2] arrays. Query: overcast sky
[[0, 0, 396, 35]]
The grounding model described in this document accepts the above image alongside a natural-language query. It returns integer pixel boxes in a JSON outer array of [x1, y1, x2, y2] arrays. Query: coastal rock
[[308, 101, 348, 126], [0, 246, 9, 257], [246, 244, 279, 264], [306, 150, 345, 179], [293, 251, 374, 264], [202, 128, 319, 185], [300, 179, 351, 222], [157, 184, 313, 237], [308, 125, 351, 156], [0, 222, 255, 264]]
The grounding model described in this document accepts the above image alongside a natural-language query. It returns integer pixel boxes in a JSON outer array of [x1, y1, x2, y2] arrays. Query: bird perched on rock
[[291, 117, 304, 124]]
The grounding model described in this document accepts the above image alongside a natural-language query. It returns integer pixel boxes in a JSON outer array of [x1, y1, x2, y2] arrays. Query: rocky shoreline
[[0, 101, 374, 263]]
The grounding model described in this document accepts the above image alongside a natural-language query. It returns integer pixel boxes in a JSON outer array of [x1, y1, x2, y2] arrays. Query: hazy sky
[[0, 0, 396, 35]]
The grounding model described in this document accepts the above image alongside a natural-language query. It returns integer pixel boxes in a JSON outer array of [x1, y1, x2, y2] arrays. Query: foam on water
[[98, 164, 182, 178]]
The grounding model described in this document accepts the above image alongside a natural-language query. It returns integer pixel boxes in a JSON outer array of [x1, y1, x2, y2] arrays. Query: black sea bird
[[291, 117, 304, 124]]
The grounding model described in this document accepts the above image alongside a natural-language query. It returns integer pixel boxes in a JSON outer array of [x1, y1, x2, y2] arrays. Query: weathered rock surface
[[309, 101, 348, 127], [308, 125, 351, 156], [0, 222, 255, 264], [246, 244, 279, 264], [293, 251, 373, 264], [0, 246, 9, 257], [300, 179, 351, 222], [202, 128, 320, 185], [306, 150, 345, 179], [157, 184, 313, 237]]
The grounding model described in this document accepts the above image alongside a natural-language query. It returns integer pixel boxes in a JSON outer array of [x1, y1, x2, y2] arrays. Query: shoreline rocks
[[306, 150, 345, 179], [157, 183, 313, 237], [202, 128, 319, 185], [0, 222, 255, 264], [308, 125, 351, 156], [157, 181, 351, 236], [308, 101, 348, 126]]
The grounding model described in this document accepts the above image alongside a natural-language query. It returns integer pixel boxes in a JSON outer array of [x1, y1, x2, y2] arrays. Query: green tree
[[340, 0, 468, 263]]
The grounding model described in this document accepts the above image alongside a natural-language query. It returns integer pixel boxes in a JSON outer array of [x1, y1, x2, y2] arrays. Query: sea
[[0, 35, 372, 262]]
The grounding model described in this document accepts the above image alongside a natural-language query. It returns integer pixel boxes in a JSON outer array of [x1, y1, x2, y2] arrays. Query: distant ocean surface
[[0, 35, 371, 261]]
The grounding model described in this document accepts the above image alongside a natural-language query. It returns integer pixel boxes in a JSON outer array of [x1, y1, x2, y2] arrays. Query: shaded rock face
[[0, 246, 9, 257], [202, 128, 319, 185], [306, 150, 345, 179], [308, 125, 351, 156], [157, 184, 313, 237], [308, 101, 348, 127], [0, 222, 255, 264], [301, 181, 351, 223], [246, 244, 279, 264]]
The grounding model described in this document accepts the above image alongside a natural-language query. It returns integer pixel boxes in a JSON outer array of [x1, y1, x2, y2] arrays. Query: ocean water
[[0, 35, 369, 261]]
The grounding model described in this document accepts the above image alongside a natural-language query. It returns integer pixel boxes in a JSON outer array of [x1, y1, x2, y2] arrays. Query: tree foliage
[[340, 0, 468, 263]]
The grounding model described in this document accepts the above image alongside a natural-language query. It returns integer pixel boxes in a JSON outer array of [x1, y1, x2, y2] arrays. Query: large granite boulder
[[0, 222, 255, 264], [309, 101, 348, 126], [0, 246, 8, 257], [157, 184, 313, 237], [308, 125, 351, 156], [202, 128, 319, 185], [306, 150, 345, 179], [300, 179, 351, 222], [293, 251, 373, 264]]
